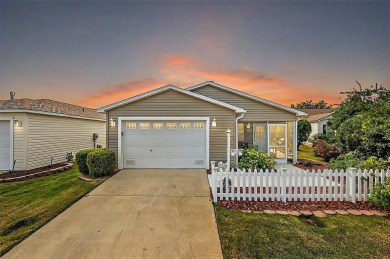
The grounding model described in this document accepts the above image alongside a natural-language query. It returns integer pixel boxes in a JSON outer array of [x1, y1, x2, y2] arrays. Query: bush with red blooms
[[313, 139, 341, 162]]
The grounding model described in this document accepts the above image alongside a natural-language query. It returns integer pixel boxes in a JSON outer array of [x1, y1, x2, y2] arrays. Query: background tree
[[329, 82, 390, 159], [297, 119, 312, 148], [291, 100, 333, 109]]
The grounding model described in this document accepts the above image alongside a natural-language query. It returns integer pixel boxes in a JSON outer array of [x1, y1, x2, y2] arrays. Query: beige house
[[98, 81, 306, 169], [0, 98, 106, 171], [299, 109, 334, 137]]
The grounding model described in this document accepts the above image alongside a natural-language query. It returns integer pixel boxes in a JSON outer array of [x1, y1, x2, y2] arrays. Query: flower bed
[[0, 163, 73, 182], [295, 158, 330, 170]]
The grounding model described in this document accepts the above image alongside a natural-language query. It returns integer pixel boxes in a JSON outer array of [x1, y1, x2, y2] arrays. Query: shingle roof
[[298, 108, 334, 117], [0, 98, 105, 120], [307, 112, 333, 122]]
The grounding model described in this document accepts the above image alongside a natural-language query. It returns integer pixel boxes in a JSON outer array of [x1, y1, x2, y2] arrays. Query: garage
[[121, 119, 208, 168], [0, 119, 12, 171]]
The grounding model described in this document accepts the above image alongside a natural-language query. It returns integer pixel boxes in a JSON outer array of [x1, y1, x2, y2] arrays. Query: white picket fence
[[211, 167, 390, 203]]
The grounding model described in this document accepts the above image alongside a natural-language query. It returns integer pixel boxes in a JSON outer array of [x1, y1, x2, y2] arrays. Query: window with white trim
[[167, 123, 177, 129], [139, 123, 150, 129], [238, 123, 244, 141], [153, 123, 164, 129], [126, 123, 136, 129], [180, 123, 191, 129], [194, 123, 204, 129]]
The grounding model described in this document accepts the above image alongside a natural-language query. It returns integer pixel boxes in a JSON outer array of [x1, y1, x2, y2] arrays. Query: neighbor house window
[[323, 125, 327, 134], [167, 123, 177, 129], [194, 123, 204, 129], [238, 123, 244, 141], [139, 123, 150, 129], [180, 123, 191, 129], [126, 123, 136, 129], [153, 123, 164, 129]]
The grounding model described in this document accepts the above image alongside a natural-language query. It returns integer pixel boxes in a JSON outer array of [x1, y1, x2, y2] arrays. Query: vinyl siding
[[26, 113, 106, 169], [192, 85, 296, 121], [107, 89, 236, 166]]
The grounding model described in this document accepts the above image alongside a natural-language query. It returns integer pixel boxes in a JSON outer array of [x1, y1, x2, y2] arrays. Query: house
[[0, 96, 106, 171], [299, 109, 334, 137], [97, 81, 306, 169]]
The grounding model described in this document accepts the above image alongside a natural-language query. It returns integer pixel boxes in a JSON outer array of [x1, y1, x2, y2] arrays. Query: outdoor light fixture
[[247, 123, 251, 129], [109, 118, 116, 127], [13, 120, 22, 127], [212, 118, 217, 127]]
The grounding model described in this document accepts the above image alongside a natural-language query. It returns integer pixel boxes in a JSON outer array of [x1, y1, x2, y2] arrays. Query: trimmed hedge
[[75, 149, 95, 175], [86, 149, 116, 178], [238, 149, 275, 170]]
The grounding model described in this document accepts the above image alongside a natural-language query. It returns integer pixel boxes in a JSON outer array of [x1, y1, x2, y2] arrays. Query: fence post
[[348, 167, 357, 203], [281, 167, 287, 202], [212, 168, 217, 202]]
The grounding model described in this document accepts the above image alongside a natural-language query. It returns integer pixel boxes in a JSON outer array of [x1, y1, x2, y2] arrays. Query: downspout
[[235, 111, 246, 166]]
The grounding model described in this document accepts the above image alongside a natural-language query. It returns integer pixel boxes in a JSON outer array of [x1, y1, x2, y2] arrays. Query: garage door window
[[126, 123, 136, 129], [153, 123, 164, 129], [167, 123, 177, 129], [139, 123, 150, 129], [180, 123, 191, 129], [194, 123, 204, 129]]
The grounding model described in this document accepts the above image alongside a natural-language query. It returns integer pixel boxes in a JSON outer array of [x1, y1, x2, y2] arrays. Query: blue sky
[[1, 1, 389, 108]]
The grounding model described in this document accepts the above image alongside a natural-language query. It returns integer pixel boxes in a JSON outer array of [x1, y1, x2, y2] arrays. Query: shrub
[[297, 119, 312, 147], [358, 156, 390, 170], [238, 149, 275, 170], [303, 161, 313, 167], [329, 152, 361, 170], [75, 149, 95, 175], [313, 140, 341, 162], [370, 178, 390, 212], [86, 149, 116, 178], [309, 133, 337, 146]]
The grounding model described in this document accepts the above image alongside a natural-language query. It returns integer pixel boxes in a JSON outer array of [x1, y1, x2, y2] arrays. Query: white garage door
[[123, 120, 207, 168], [0, 120, 12, 171]]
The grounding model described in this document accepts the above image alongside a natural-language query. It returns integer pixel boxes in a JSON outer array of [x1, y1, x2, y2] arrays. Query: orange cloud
[[81, 54, 340, 109]]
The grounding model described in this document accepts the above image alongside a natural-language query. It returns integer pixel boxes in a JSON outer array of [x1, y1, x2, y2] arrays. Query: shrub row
[[76, 148, 116, 178], [329, 152, 390, 170], [237, 149, 275, 170]]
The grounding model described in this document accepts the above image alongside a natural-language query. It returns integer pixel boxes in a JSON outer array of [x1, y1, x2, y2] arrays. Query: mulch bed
[[295, 158, 330, 170], [0, 162, 68, 180], [218, 200, 380, 211]]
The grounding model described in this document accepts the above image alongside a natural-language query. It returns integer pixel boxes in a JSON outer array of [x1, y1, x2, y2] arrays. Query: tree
[[297, 119, 312, 148], [291, 100, 333, 109], [329, 82, 390, 159]]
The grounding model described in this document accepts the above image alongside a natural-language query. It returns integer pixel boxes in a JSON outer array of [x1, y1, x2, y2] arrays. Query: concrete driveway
[[4, 169, 222, 259]]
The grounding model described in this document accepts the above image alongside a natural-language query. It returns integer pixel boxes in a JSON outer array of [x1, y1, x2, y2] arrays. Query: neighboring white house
[[0, 97, 106, 171], [307, 112, 334, 137]]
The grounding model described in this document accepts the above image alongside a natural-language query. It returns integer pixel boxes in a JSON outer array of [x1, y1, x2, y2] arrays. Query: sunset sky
[[1, 1, 389, 108]]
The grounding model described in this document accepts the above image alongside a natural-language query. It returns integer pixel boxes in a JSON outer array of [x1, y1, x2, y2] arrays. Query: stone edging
[[238, 209, 388, 217], [78, 169, 121, 182], [0, 163, 74, 183]]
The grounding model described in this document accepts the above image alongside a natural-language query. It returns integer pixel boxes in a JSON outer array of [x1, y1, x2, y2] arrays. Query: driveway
[[4, 169, 222, 259]]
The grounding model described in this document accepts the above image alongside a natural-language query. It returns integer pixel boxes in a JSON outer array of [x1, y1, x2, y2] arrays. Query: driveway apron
[[4, 169, 222, 259]]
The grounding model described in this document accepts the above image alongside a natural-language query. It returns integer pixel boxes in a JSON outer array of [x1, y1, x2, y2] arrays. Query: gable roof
[[0, 98, 105, 121], [307, 112, 333, 122], [187, 81, 307, 116], [97, 84, 246, 113], [298, 108, 334, 117]]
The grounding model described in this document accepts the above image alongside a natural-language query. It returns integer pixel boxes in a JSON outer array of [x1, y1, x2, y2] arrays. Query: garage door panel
[[0, 121, 11, 170], [123, 120, 207, 169]]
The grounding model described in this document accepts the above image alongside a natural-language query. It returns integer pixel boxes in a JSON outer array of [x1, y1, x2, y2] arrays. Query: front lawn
[[298, 144, 325, 162], [0, 166, 103, 256], [216, 206, 390, 258]]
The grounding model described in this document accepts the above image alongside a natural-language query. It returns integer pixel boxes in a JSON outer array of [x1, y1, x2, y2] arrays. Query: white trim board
[[187, 81, 307, 116], [97, 84, 246, 113], [0, 117, 14, 171], [117, 116, 210, 169], [0, 110, 105, 122]]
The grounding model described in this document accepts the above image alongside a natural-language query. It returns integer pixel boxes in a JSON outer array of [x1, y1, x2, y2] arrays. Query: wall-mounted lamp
[[211, 118, 217, 127], [109, 118, 116, 127], [246, 123, 251, 129], [14, 120, 22, 127]]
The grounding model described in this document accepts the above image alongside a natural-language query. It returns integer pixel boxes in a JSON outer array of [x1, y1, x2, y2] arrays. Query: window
[[180, 123, 191, 129], [238, 123, 244, 141], [322, 125, 327, 134], [139, 123, 150, 129], [153, 123, 164, 129], [194, 123, 204, 129], [126, 123, 136, 129], [167, 123, 177, 129], [255, 125, 265, 140]]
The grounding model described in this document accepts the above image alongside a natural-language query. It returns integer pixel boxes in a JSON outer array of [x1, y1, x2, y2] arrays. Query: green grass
[[0, 166, 103, 256], [298, 144, 325, 162], [216, 206, 390, 258]]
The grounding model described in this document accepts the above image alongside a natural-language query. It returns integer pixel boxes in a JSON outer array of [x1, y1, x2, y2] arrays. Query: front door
[[253, 123, 267, 152], [268, 123, 287, 164]]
